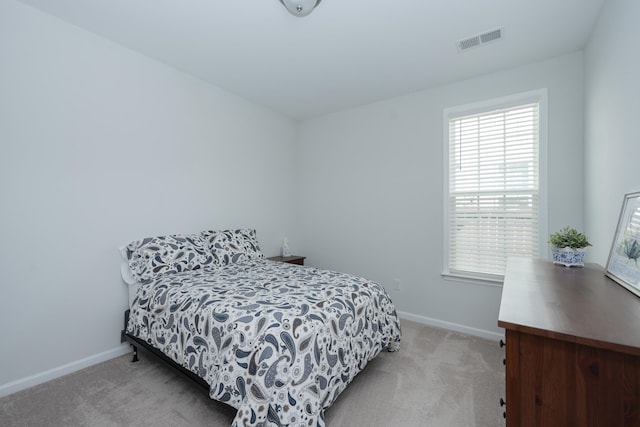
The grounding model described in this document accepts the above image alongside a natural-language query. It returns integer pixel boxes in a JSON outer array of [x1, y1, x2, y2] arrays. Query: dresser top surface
[[498, 257, 640, 355]]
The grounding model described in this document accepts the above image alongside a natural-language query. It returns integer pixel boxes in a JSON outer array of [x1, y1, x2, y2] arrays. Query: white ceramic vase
[[551, 247, 587, 267]]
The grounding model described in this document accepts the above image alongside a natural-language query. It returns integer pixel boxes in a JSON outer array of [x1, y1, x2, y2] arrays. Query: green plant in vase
[[548, 226, 591, 267]]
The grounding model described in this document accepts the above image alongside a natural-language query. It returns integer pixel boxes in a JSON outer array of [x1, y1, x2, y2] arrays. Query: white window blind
[[447, 102, 540, 279]]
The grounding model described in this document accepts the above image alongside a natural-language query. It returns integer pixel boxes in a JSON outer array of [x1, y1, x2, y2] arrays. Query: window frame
[[442, 89, 548, 286]]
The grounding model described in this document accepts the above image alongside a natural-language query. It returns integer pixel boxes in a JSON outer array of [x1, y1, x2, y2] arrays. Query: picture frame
[[606, 191, 640, 296]]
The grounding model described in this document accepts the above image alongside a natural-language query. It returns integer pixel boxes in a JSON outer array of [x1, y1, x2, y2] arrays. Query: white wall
[[296, 53, 584, 336], [0, 1, 297, 392], [584, 0, 640, 264]]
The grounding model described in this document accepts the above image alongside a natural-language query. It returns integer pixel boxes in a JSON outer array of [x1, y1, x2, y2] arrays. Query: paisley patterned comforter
[[127, 259, 402, 427]]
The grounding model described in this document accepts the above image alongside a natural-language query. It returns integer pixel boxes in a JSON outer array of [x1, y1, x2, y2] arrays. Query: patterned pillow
[[201, 229, 264, 266], [125, 234, 214, 283]]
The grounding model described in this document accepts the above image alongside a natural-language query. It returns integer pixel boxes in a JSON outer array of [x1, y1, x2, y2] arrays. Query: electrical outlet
[[393, 278, 401, 290]]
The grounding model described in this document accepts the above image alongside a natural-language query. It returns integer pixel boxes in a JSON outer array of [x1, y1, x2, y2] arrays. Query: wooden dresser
[[498, 257, 640, 426]]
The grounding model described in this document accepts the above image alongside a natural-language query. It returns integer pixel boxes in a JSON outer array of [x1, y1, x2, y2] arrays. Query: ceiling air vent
[[457, 27, 503, 52]]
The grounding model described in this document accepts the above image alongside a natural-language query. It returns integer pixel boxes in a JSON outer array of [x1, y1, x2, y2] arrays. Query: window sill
[[441, 271, 504, 288]]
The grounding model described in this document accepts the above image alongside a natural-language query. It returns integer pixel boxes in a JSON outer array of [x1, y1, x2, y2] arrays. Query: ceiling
[[19, 0, 605, 120]]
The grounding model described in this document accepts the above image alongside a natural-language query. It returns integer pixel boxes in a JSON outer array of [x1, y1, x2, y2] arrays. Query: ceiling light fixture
[[279, 0, 322, 17]]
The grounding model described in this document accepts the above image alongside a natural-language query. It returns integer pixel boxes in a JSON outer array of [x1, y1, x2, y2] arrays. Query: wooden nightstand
[[267, 255, 306, 265]]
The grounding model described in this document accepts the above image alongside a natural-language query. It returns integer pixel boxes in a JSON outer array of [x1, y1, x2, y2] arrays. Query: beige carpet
[[0, 320, 505, 426]]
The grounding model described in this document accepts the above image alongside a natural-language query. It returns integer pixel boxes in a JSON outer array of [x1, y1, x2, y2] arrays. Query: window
[[443, 90, 547, 283]]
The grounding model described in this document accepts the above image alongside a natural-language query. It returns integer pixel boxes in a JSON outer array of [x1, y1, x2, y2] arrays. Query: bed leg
[[131, 345, 139, 362]]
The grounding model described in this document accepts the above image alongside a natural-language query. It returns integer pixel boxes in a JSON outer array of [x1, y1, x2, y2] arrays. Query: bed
[[120, 229, 402, 427]]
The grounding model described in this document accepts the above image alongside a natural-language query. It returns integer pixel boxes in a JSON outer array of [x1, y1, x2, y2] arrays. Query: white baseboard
[[398, 310, 504, 341], [0, 344, 131, 398]]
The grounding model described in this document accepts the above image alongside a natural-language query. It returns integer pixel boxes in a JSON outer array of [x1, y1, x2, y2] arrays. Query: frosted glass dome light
[[279, 0, 322, 17]]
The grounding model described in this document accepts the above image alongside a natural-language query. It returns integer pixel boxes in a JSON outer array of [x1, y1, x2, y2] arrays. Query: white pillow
[[119, 244, 137, 285], [119, 244, 138, 308]]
